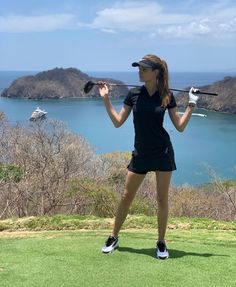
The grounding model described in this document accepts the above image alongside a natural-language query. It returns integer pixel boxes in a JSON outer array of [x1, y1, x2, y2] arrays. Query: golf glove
[[189, 87, 199, 105]]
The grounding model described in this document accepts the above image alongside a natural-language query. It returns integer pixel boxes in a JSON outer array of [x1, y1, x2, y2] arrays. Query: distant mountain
[[176, 76, 236, 114], [1, 67, 129, 99]]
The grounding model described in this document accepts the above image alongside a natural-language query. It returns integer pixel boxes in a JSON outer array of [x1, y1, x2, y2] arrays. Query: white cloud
[[83, 1, 236, 40], [219, 17, 236, 33], [86, 2, 192, 31], [1, 1, 235, 41], [0, 14, 75, 32], [100, 28, 116, 34]]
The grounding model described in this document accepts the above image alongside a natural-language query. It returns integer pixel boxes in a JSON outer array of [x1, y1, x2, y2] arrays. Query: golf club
[[83, 80, 218, 96]]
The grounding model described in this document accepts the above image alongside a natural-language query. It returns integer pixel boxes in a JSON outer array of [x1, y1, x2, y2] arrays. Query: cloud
[[0, 14, 75, 32], [1, 1, 235, 41], [85, 2, 192, 31], [83, 1, 236, 40]]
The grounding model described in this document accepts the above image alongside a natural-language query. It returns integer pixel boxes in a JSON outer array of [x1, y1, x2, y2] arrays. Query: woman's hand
[[98, 81, 132, 128], [98, 81, 109, 98], [189, 87, 199, 105]]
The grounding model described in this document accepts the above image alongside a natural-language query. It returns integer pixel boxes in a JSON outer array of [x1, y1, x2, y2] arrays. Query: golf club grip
[[196, 91, 218, 96]]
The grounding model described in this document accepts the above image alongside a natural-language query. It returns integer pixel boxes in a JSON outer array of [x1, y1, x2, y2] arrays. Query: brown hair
[[142, 54, 171, 107]]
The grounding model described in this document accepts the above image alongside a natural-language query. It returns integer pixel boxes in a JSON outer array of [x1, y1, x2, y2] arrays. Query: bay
[[0, 70, 236, 186]]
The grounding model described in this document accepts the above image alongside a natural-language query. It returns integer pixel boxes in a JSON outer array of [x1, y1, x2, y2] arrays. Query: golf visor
[[132, 59, 161, 69]]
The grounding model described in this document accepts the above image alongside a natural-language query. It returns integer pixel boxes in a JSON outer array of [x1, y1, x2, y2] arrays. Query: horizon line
[[0, 69, 236, 73]]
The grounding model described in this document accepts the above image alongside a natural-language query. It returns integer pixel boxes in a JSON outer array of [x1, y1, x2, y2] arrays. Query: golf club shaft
[[107, 83, 140, 88], [170, 88, 218, 96], [102, 83, 218, 96]]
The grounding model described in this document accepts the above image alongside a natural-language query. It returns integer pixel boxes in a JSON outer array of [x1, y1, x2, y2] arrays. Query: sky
[[0, 0, 236, 72]]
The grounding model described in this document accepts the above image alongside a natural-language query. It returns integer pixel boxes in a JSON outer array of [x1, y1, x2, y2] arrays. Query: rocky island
[[176, 76, 236, 114], [1, 68, 129, 99]]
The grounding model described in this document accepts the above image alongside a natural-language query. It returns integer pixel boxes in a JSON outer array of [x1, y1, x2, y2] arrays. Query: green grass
[[0, 216, 235, 287]]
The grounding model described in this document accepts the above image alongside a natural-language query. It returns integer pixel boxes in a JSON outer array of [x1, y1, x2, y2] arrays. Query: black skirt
[[127, 144, 177, 174]]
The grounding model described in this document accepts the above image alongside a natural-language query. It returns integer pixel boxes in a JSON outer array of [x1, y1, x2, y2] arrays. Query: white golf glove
[[189, 87, 199, 105]]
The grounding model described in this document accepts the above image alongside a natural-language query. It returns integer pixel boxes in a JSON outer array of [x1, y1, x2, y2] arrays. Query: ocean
[[0, 70, 236, 186]]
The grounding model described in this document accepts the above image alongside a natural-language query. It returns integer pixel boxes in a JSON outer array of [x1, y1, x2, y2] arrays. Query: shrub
[[0, 164, 23, 182], [65, 178, 119, 217], [169, 183, 236, 221], [129, 196, 156, 216], [0, 119, 102, 218]]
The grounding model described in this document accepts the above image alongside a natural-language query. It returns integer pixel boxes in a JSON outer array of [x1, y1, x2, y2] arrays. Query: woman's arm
[[168, 87, 199, 133], [168, 105, 195, 133], [99, 82, 132, 128]]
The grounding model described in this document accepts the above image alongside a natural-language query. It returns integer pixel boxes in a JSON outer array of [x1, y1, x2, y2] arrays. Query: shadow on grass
[[118, 247, 157, 259], [118, 247, 229, 259]]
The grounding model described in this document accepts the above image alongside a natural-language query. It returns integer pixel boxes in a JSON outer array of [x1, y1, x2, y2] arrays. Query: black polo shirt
[[124, 85, 177, 157]]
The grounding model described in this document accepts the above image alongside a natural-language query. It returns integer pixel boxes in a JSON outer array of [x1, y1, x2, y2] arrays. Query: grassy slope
[[0, 216, 235, 287]]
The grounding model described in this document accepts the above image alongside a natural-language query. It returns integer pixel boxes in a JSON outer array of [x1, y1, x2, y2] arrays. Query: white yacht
[[29, 107, 47, 121]]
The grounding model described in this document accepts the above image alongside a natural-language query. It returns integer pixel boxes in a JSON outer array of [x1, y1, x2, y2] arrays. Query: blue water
[[0, 70, 236, 186]]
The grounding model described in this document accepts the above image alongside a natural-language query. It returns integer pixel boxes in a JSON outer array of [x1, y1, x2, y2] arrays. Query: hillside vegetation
[[0, 112, 235, 221]]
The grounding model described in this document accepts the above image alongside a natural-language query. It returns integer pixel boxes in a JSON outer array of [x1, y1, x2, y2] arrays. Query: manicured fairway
[[0, 228, 235, 287]]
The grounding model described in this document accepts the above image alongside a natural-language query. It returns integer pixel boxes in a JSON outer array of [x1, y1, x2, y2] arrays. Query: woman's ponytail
[[158, 60, 171, 108]]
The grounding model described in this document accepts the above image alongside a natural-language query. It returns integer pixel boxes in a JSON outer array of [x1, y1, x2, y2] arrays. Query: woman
[[99, 54, 199, 259]]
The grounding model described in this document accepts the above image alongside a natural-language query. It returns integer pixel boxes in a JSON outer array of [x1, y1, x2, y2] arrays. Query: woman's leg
[[155, 171, 172, 242], [112, 171, 146, 237]]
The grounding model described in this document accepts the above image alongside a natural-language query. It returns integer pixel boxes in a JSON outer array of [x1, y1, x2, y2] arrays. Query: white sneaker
[[102, 236, 119, 253], [156, 241, 169, 260]]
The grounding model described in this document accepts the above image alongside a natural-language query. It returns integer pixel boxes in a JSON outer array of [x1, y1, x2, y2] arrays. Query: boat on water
[[178, 112, 207, 117], [29, 107, 47, 121]]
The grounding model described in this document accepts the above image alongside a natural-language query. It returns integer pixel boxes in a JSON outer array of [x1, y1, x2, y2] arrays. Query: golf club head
[[83, 81, 96, 94]]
